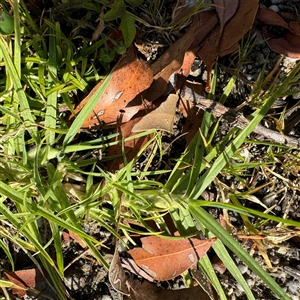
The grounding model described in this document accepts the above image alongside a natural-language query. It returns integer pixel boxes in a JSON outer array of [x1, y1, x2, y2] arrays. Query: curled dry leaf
[[144, 22, 199, 102], [195, 0, 259, 91], [70, 45, 153, 128], [132, 94, 178, 132], [128, 235, 217, 281], [257, 8, 300, 59], [4, 268, 49, 297], [213, 0, 239, 40], [191, 269, 219, 300], [109, 245, 130, 295]]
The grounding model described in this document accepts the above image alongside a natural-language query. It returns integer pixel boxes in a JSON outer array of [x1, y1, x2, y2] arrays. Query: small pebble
[[238, 264, 248, 274], [269, 5, 279, 12], [287, 281, 299, 294], [246, 278, 254, 288], [246, 74, 253, 81]]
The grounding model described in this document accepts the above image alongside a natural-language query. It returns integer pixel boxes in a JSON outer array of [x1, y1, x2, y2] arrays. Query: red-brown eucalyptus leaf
[[196, 0, 258, 91], [262, 32, 300, 59], [213, 0, 239, 38], [132, 94, 178, 132], [128, 235, 217, 281], [70, 46, 152, 128], [4, 268, 48, 297], [144, 22, 199, 102], [257, 8, 300, 59], [289, 21, 300, 35], [256, 7, 290, 30]]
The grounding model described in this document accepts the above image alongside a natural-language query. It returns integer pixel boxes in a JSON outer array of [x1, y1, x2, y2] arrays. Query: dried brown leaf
[[70, 46, 152, 128], [128, 235, 217, 281], [257, 8, 300, 58], [263, 33, 300, 59], [256, 7, 290, 30], [109, 246, 130, 295], [132, 94, 178, 132], [213, 0, 239, 38], [197, 0, 258, 91], [289, 21, 300, 35], [4, 269, 48, 297]]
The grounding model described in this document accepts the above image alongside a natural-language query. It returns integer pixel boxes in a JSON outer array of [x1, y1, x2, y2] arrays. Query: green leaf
[[0, 36, 39, 142], [120, 12, 136, 48], [45, 21, 58, 144], [0, 11, 14, 34], [102, 0, 126, 21]]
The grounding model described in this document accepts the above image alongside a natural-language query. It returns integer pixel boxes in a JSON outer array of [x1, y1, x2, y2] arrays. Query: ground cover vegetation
[[1, 0, 300, 299]]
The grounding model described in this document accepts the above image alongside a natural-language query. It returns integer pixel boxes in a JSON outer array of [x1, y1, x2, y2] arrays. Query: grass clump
[[0, 1, 300, 300]]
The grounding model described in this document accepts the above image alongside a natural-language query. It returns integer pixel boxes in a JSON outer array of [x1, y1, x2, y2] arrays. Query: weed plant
[[0, 1, 300, 300]]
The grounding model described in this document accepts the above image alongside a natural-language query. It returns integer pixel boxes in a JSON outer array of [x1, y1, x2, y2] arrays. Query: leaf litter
[[128, 235, 216, 281], [63, 1, 300, 299], [7, 0, 300, 299], [108, 235, 217, 300]]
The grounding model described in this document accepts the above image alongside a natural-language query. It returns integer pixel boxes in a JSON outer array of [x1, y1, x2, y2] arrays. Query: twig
[[181, 86, 300, 149]]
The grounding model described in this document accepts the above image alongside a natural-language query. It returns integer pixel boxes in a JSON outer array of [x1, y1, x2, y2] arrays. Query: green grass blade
[[189, 94, 278, 199], [0, 238, 15, 270], [207, 235, 255, 300], [198, 254, 227, 300], [0, 36, 39, 142], [45, 21, 58, 144], [194, 200, 300, 227], [63, 73, 112, 147], [189, 204, 291, 300]]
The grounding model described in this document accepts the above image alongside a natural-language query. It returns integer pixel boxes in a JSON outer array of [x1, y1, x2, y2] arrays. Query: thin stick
[[181, 86, 300, 148]]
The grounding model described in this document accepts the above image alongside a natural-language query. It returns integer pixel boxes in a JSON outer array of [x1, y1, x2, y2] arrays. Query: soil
[[4, 0, 300, 300]]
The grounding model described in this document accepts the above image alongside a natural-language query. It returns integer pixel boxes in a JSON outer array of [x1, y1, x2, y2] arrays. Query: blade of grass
[[0, 36, 39, 142], [45, 19, 58, 144], [0, 235, 15, 270], [169, 207, 228, 299], [192, 200, 300, 227], [62, 72, 112, 148], [189, 204, 291, 300], [198, 254, 227, 300], [189, 93, 279, 199], [13, 0, 21, 77], [207, 236, 255, 300]]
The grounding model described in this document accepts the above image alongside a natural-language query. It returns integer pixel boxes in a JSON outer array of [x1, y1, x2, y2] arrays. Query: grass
[[0, 1, 300, 299]]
